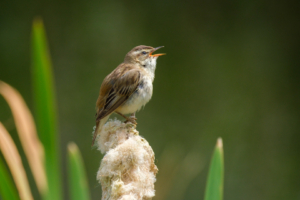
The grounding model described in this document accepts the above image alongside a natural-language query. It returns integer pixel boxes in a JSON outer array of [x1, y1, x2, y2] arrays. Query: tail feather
[[92, 115, 110, 146]]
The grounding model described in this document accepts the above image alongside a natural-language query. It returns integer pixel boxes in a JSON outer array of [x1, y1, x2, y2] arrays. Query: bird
[[92, 45, 165, 145]]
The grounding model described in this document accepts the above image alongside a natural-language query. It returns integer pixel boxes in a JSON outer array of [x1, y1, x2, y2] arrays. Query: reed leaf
[[0, 81, 47, 195], [31, 18, 61, 200], [68, 142, 91, 200], [0, 156, 20, 200], [0, 123, 33, 200], [204, 138, 224, 200]]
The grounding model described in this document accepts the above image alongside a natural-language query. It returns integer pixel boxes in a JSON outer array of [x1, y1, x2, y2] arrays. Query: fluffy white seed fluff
[[95, 119, 158, 200]]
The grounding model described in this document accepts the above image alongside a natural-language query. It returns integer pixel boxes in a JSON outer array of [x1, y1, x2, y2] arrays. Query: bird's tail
[[92, 115, 110, 146]]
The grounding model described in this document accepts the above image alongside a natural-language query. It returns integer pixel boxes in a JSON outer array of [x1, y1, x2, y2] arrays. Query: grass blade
[[204, 138, 224, 200], [31, 18, 61, 200], [68, 142, 91, 200], [0, 81, 47, 195], [0, 156, 20, 200], [0, 123, 33, 200]]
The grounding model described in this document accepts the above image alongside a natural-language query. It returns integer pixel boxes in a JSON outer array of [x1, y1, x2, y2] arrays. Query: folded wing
[[96, 68, 141, 121]]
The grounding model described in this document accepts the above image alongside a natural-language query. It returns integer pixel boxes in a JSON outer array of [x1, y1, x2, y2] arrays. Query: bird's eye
[[142, 51, 147, 55]]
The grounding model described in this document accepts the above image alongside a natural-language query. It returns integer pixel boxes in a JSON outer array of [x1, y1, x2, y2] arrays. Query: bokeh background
[[1, 0, 300, 200]]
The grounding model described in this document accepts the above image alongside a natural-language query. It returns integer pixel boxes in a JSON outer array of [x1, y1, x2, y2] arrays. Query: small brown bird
[[92, 45, 165, 145]]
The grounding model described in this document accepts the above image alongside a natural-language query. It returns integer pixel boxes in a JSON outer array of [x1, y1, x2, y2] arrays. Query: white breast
[[117, 76, 153, 114]]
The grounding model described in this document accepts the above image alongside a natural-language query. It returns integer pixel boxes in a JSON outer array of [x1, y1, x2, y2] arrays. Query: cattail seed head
[[95, 119, 158, 200]]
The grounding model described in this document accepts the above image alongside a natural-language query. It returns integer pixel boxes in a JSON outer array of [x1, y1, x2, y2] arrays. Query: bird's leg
[[115, 111, 128, 120], [127, 112, 137, 120], [130, 113, 137, 120], [115, 112, 137, 125]]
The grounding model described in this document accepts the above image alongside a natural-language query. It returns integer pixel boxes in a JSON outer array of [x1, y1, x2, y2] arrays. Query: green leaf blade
[[204, 138, 224, 200], [0, 157, 20, 200], [31, 18, 61, 200], [68, 142, 91, 200]]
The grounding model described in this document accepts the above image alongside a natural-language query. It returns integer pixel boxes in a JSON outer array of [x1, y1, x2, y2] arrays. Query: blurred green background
[[1, 0, 300, 200]]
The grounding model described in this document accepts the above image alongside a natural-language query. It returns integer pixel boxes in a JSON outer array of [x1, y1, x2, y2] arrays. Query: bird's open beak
[[150, 46, 165, 57]]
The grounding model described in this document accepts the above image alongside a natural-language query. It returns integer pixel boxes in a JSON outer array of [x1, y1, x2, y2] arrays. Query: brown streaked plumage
[[93, 45, 165, 145]]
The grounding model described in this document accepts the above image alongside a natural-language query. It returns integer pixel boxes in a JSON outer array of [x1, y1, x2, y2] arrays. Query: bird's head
[[124, 45, 165, 67]]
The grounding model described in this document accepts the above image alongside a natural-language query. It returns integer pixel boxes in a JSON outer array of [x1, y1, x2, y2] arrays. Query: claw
[[124, 116, 138, 125], [116, 112, 137, 125]]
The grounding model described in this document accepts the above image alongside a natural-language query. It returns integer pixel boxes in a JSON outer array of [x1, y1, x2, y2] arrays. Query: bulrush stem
[[95, 119, 158, 200]]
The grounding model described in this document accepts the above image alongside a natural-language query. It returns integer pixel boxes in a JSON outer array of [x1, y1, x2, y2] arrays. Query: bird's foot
[[124, 116, 137, 125], [115, 111, 137, 125]]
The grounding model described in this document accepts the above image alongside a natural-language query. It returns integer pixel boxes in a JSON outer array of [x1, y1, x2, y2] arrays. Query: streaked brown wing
[[96, 68, 140, 121]]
